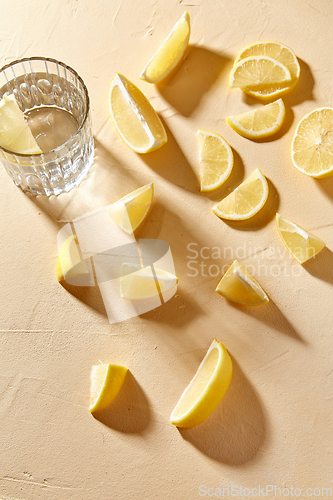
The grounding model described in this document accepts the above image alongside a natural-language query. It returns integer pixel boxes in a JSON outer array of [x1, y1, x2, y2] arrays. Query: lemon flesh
[[0, 94, 42, 154], [140, 11, 190, 84], [216, 260, 269, 306], [212, 168, 269, 220], [276, 213, 326, 264], [56, 234, 90, 284], [120, 263, 178, 300], [89, 363, 128, 413], [291, 107, 333, 178], [170, 339, 232, 428], [109, 73, 167, 153], [197, 129, 233, 192], [229, 56, 292, 91], [226, 98, 285, 139]]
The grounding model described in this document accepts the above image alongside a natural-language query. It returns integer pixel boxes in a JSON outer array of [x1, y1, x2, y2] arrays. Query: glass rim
[[0, 56, 91, 158]]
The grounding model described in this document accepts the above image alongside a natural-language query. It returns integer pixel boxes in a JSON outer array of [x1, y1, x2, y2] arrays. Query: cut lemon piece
[[233, 41, 300, 100], [212, 168, 269, 220], [120, 263, 178, 300], [89, 363, 128, 413], [216, 260, 269, 306], [0, 94, 42, 154], [170, 339, 232, 428], [56, 234, 90, 284], [109, 73, 167, 153], [291, 107, 333, 178], [227, 99, 285, 139], [197, 129, 233, 192], [229, 56, 291, 91], [107, 183, 154, 234], [140, 11, 190, 84], [276, 213, 326, 264]]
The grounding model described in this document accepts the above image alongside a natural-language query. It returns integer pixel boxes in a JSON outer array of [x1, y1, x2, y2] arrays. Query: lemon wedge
[[226, 98, 285, 139], [276, 213, 326, 264], [0, 94, 42, 154], [233, 41, 300, 100], [212, 168, 269, 220], [229, 56, 292, 91], [107, 183, 154, 234], [170, 339, 232, 428], [109, 73, 167, 153], [197, 129, 234, 192], [120, 263, 178, 300], [56, 234, 90, 284], [89, 363, 128, 413], [216, 260, 269, 306], [140, 11, 190, 84], [291, 107, 333, 178]]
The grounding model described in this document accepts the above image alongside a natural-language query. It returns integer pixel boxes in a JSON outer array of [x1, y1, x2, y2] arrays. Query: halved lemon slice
[[0, 94, 42, 154], [212, 168, 269, 220], [120, 263, 178, 300], [291, 107, 333, 178], [107, 183, 154, 234], [233, 41, 300, 100], [56, 234, 90, 284], [89, 363, 128, 413], [170, 339, 232, 428], [109, 73, 167, 153], [226, 99, 285, 139], [140, 11, 190, 84], [216, 260, 269, 306], [276, 213, 326, 264], [229, 56, 292, 91], [197, 129, 233, 192]]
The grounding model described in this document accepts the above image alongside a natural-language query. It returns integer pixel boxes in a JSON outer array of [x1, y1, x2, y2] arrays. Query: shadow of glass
[[92, 371, 151, 434], [157, 46, 232, 117], [178, 355, 267, 465], [303, 246, 333, 285]]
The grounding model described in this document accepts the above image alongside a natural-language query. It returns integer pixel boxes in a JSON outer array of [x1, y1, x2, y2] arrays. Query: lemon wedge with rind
[[89, 363, 128, 413], [170, 339, 232, 428], [291, 107, 333, 178], [197, 129, 234, 192], [216, 260, 269, 306], [212, 168, 269, 220], [227, 99, 285, 139], [229, 56, 292, 91], [109, 73, 167, 153], [56, 234, 90, 285], [120, 263, 178, 300], [0, 94, 42, 154], [276, 213, 326, 264], [140, 11, 190, 84]]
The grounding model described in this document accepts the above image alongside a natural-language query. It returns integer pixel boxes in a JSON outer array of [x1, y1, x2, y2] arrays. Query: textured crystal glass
[[0, 57, 94, 196]]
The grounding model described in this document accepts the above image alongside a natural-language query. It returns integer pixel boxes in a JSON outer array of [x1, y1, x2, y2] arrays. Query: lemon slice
[[197, 129, 234, 192], [120, 263, 178, 300], [233, 41, 300, 100], [170, 339, 232, 428], [107, 183, 154, 234], [109, 73, 167, 153], [227, 99, 285, 139], [89, 363, 128, 413], [140, 11, 190, 84], [0, 94, 42, 154], [212, 168, 269, 220], [56, 234, 90, 284], [215, 260, 269, 306], [276, 213, 326, 264], [229, 56, 292, 91], [291, 107, 333, 178]]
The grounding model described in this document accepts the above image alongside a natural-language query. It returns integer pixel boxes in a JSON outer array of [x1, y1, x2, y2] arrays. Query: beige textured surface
[[1, 1, 333, 499]]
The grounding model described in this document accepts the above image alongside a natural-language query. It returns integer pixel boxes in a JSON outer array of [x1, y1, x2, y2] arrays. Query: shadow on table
[[315, 176, 333, 202], [303, 246, 333, 285]]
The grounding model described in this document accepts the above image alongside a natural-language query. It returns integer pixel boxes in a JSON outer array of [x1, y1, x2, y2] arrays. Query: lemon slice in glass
[[197, 129, 233, 192], [56, 234, 90, 284], [120, 263, 178, 300], [89, 363, 128, 413], [229, 56, 291, 91]]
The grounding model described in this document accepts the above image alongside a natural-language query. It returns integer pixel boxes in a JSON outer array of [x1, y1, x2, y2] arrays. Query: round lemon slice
[[197, 129, 233, 192], [109, 73, 167, 153], [140, 11, 190, 84], [170, 339, 232, 428], [0, 94, 42, 154], [56, 234, 90, 284], [216, 260, 269, 306], [291, 107, 333, 178], [212, 168, 269, 220], [276, 213, 326, 264], [229, 56, 292, 91], [89, 363, 128, 413], [120, 263, 178, 300], [226, 99, 285, 139], [107, 183, 154, 234]]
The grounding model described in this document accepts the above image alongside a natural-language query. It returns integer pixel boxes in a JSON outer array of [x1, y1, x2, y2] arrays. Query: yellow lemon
[[197, 129, 233, 192], [56, 234, 90, 285], [229, 56, 291, 91], [89, 363, 128, 413], [120, 263, 178, 300]]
